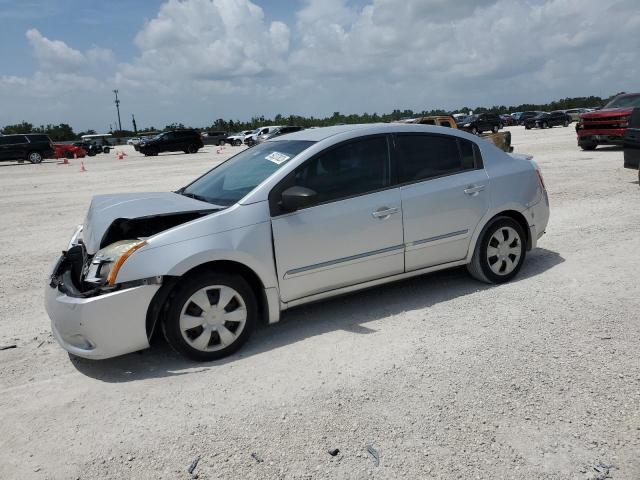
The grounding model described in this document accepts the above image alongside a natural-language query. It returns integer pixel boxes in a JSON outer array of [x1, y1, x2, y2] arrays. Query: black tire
[[580, 143, 596, 151], [187, 144, 198, 154], [217, 140, 225, 146], [467, 217, 526, 284], [525, 125, 531, 130], [542, 121, 548, 129], [65, 150, 74, 159], [563, 120, 569, 127], [471, 127, 478, 135], [103, 147, 110, 154], [27, 151, 43, 164], [87, 149, 97, 157], [163, 272, 257, 361], [492, 124, 499, 133], [234, 139, 242, 146]]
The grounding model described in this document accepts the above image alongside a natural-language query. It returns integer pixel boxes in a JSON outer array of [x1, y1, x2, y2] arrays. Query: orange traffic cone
[[80, 161, 87, 172]]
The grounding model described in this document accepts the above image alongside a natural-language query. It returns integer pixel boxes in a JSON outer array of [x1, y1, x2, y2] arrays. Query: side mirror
[[281, 186, 317, 212]]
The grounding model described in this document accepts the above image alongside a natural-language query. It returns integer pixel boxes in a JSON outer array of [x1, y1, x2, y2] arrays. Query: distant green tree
[[2, 121, 34, 134]]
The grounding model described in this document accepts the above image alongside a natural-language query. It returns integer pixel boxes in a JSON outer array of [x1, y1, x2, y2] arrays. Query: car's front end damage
[[46, 192, 219, 359], [46, 228, 162, 359]]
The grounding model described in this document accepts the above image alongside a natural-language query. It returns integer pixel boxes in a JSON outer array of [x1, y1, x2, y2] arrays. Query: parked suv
[[457, 113, 501, 134], [137, 130, 204, 156], [46, 124, 549, 361], [0, 134, 54, 163], [576, 93, 640, 150], [202, 131, 228, 146], [524, 111, 571, 129]]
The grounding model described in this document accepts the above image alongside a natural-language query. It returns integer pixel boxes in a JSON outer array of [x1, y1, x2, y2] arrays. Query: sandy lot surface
[[0, 127, 639, 480]]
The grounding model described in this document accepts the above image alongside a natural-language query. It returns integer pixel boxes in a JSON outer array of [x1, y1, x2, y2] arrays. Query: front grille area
[[583, 117, 627, 130]]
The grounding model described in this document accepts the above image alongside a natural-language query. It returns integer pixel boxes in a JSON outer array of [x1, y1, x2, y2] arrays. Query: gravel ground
[[0, 127, 638, 480]]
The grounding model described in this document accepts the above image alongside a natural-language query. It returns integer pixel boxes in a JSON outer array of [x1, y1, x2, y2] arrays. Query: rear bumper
[[46, 282, 160, 360], [526, 191, 550, 250]]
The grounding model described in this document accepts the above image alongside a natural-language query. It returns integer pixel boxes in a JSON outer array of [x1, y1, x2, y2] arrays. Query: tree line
[[0, 94, 618, 140]]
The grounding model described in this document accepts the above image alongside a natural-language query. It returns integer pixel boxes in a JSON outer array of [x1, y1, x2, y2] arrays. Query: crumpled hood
[[82, 192, 218, 254]]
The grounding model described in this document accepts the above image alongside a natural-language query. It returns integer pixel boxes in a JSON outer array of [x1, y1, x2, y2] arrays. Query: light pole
[[113, 89, 122, 132]]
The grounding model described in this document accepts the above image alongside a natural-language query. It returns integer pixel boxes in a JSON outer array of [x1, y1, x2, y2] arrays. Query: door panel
[[402, 169, 489, 270], [272, 188, 404, 302]]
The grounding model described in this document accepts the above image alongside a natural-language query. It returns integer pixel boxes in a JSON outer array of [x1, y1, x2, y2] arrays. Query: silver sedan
[[46, 123, 549, 361]]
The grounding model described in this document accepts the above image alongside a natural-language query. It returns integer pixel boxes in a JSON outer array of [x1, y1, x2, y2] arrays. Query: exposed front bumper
[[577, 128, 626, 145], [46, 282, 160, 360]]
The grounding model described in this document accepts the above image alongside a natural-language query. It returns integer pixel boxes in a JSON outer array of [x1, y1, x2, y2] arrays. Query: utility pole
[[113, 89, 122, 132], [132, 114, 138, 134]]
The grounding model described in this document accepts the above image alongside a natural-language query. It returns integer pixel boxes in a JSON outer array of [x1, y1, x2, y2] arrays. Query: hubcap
[[179, 285, 247, 352], [29, 152, 42, 163], [486, 226, 522, 276]]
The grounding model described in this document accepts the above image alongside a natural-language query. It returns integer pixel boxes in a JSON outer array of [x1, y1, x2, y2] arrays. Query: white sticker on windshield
[[265, 152, 290, 165]]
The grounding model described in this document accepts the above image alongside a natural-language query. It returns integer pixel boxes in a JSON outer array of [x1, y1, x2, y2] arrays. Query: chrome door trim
[[407, 229, 469, 248], [283, 244, 404, 279], [281, 258, 469, 309]]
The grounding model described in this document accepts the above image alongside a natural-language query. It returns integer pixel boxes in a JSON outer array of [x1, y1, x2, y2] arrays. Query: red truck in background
[[576, 93, 640, 150]]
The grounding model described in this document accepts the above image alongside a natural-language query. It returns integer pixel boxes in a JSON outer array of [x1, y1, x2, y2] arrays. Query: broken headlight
[[84, 239, 146, 286]]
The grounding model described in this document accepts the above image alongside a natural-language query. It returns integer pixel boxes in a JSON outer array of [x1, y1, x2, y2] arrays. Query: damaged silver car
[[46, 124, 549, 361]]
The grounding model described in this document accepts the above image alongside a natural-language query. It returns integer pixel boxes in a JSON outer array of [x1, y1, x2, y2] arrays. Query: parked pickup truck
[[576, 93, 640, 150], [623, 108, 640, 183]]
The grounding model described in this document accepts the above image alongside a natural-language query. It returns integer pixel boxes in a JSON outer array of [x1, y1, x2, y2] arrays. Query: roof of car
[[271, 122, 488, 143]]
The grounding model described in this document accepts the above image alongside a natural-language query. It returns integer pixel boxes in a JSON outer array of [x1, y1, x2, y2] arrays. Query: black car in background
[[518, 111, 543, 125], [524, 111, 571, 129], [457, 113, 501, 134], [138, 129, 204, 156], [623, 108, 640, 183], [0, 134, 54, 163], [202, 131, 228, 146]]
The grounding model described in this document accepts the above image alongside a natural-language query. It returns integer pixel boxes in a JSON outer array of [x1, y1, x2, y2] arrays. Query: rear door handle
[[372, 207, 398, 219], [464, 185, 486, 195]]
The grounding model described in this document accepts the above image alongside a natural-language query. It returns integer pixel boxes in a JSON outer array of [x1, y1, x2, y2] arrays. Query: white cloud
[[2, 0, 640, 130], [26, 28, 85, 70]]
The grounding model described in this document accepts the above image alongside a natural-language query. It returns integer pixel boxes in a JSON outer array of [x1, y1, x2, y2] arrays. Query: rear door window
[[396, 134, 477, 183]]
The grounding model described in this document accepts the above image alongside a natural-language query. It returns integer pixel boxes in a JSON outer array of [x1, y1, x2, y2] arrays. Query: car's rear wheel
[[492, 124, 499, 133], [563, 120, 569, 127], [163, 272, 257, 361], [234, 139, 242, 146], [467, 217, 526, 284], [542, 121, 549, 129], [28, 151, 43, 164], [65, 150, 74, 159], [103, 147, 110, 154], [187, 144, 198, 154], [580, 143, 597, 151], [525, 125, 531, 130], [217, 140, 225, 146]]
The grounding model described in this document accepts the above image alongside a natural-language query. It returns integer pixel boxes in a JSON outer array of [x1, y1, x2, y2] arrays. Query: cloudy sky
[[0, 0, 639, 131]]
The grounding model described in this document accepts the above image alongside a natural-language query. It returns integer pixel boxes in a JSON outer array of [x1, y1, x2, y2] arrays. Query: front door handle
[[464, 184, 486, 195], [372, 207, 398, 219]]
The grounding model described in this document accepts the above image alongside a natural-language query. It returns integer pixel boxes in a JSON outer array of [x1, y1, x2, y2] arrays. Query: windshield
[[534, 113, 548, 119], [463, 115, 477, 122], [181, 140, 314, 206], [604, 94, 640, 109]]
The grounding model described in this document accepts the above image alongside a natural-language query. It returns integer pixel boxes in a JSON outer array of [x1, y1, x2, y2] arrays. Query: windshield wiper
[[180, 191, 211, 203]]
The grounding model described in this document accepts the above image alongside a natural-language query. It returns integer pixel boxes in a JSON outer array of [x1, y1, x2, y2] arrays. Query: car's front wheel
[[467, 217, 526, 284], [28, 151, 43, 164], [492, 124, 499, 133], [163, 272, 257, 361], [187, 144, 198, 153], [234, 139, 242, 146]]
